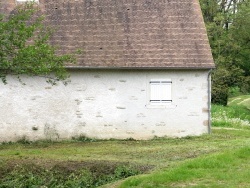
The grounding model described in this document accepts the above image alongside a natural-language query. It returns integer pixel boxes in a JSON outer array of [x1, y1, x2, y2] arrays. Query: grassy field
[[228, 95, 250, 109], [119, 146, 250, 188], [1, 129, 250, 187], [0, 95, 250, 187], [212, 95, 250, 129]]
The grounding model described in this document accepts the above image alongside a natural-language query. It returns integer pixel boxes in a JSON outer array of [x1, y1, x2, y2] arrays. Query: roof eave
[[65, 66, 216, 70]]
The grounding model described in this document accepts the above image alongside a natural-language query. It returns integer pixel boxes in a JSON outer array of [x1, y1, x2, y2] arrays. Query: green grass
[[119, 146, 250, 188], [228, 95, 250, 109], [1, 128, 250, 187], [212, 95, 250, 128], [0, 129, 249, 167]]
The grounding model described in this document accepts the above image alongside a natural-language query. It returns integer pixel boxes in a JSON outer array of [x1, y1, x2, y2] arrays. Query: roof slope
[[1, 0, 215, 69]]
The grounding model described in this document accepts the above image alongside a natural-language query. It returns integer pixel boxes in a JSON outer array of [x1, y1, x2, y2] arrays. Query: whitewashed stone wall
[[0, 69, 211, 142]]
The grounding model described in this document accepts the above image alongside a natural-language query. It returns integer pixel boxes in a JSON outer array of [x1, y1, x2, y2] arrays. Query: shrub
[[211, 68, 230, 106], [241, 76, 250, 94], [212, 85, 228, 106]]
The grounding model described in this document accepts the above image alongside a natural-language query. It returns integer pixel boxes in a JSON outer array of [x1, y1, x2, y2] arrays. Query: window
[[150, 79, 172, 104]]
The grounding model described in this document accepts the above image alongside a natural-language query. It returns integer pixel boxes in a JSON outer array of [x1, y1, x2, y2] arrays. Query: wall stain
[[137, 113, 146, 118], [75, 99, 82, 105], [116, 106, 126, 109], [44, 123, 59, 140], [156, 122, 166, 126], [130, 96, 138, 100], [109, 88, 116, 91], [78, 122, 86, 127], [85, 97, 95, 101], [104, 124, 113, 127]]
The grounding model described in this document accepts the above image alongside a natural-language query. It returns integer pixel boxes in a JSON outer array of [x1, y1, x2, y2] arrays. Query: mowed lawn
[[0, 129, 249, 168], [1, 128, 250, 187], [118, 145, 250, 188]]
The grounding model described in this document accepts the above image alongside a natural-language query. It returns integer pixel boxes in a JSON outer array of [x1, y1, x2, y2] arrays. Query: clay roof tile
[[1, 0, 215, 69]]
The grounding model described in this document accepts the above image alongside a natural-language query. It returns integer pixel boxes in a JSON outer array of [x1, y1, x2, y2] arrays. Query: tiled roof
[[1, 0, 215, 69]]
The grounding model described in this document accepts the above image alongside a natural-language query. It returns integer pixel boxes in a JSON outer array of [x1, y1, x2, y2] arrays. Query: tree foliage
[[0, 3, 76, 84], [200, 0, 250, 105]]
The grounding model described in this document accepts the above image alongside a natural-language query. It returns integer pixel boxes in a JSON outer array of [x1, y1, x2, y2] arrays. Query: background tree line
[[199, 0, 250, 105]]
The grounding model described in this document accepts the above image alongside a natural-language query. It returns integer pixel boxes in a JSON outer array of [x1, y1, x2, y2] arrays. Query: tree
[[199, 0, 250, 105], [0, 3, 76, 85], [231, 1, 250, 76]]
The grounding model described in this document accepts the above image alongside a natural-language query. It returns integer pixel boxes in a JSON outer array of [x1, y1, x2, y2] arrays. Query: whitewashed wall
[[0, 69, 211, 142]]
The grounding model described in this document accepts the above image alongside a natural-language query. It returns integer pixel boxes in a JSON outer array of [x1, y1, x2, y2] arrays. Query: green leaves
[[0, 2, 75, 85], [200, 0, 250, 104]]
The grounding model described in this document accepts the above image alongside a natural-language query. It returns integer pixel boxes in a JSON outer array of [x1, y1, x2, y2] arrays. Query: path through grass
[[228, 95, 250, 109]]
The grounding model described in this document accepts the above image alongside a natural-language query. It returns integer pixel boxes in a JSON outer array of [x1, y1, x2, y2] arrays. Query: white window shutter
[[162, 82, 172, 101], [150, 80, 172, 104]]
